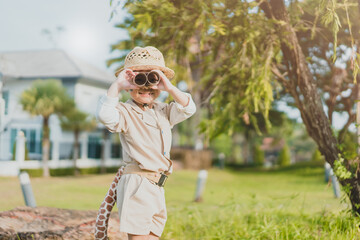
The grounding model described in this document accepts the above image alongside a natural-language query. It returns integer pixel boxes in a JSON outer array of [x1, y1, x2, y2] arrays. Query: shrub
[[311, 149, 324, 162], [278, 143, 291, 166], [253, 144, 265, 166], [21, 166, 123, 177], [19, 168, 43, 177]]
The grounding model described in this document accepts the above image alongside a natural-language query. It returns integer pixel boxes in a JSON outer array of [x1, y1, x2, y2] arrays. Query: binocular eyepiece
[[133, 71, 160, 87]]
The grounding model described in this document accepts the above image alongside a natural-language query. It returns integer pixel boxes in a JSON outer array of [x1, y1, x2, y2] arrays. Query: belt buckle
[[157, 173, 168, 187]]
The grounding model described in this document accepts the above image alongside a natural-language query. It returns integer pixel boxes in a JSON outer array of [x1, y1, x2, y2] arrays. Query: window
[[10, 128, 17, 153], [10, 128, 42, 155], [29, 129, 37, 153], [88, 135, 101, 159]]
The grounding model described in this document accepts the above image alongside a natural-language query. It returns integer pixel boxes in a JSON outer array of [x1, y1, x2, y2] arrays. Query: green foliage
[[20, 79, 75, 176], [19, 168, 43, 177], [334, 154, 352, 180], [338, 131, 357, 160], [60, 109, 96, 133], [59, 97, 97, 175], [253, 144, 265, 166], [298, 0, 359, 144], [278, 143, 291, 167], [209, 133, 232, 157], [21, 166, 122, 177], [79, 167, 102, 175], [176, 115, 197, 146], [79, 166, 121, 175], [110, 0, 360, 141], [205, 26, 279, 138], [318, 0, 359, 80], [166, 208, 359, 239], [50, 168, 75, 176], [110, 0, 280, 139], [20, 79, 74, 118], [319, 0, 342, 62], [20, 168, 75, 177]]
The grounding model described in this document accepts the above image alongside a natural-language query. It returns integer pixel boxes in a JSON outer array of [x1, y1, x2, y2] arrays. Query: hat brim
[[115, 65, 175, 79]]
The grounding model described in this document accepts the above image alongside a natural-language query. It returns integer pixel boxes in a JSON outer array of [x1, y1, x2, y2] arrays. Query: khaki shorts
[[116, 173, 167, 237]]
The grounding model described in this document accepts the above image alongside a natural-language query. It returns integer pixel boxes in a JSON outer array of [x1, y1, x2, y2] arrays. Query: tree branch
[[271, 64, 290, 89], [338, 114, 356, 143]]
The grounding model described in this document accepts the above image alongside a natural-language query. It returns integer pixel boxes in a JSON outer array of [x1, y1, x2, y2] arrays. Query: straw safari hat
[[115, 46, 175, 79]]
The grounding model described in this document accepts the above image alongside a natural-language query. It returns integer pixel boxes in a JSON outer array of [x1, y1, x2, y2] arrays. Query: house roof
[[0, 49, 114, 84]]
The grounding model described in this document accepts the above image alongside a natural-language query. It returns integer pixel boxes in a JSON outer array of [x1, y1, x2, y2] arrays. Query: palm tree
[[60, 108, 96, 175], [20, 79, 74, 177]]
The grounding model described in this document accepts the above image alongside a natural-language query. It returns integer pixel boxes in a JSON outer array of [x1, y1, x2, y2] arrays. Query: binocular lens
[[133, 71, 160, 86], [134, 73, 147, 86], [148, 72, 160, 84]]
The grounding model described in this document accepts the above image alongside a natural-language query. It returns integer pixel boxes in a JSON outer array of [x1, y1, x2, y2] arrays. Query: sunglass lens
[[148, 72, 160, 84], [134, 73, 147, 86]]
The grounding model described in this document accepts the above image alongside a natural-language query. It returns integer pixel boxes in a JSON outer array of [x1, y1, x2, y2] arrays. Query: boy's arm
[[96, 70, 137, 133], [167, 92, 196, 126], [96, 93, 123, 133], [167, 86, 191, 107], [152, 70, 196, 125]]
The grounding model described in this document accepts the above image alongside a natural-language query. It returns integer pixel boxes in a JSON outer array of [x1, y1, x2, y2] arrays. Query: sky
[[0, 0, 127, 74], [0, 0, 353, 131]]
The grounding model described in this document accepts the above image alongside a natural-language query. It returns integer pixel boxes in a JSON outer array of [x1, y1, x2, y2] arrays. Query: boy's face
[[129, 69, 161, 105], [130, 88, 161, 105]]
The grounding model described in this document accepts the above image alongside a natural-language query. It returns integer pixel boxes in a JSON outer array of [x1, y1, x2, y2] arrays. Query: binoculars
[[133, 71, 160, 87]]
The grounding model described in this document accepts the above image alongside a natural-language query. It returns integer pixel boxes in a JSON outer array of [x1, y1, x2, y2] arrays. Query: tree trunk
[[188, 33, 205, 148], [260, 0, 360, 214], [73, 130, 80, 176], [42, 117, 50, 177], [357, 81, 360, 156]]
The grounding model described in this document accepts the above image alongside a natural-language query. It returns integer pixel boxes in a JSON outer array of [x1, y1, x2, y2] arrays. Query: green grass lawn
[[1, 165, 359, 239]]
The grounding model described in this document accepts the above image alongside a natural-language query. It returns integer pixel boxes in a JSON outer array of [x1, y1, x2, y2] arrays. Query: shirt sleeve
[[96, 94, 128, 133], [167, 92, 196, 127]]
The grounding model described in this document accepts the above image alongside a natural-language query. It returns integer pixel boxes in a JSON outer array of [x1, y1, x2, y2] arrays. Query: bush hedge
[[20, 166, 123, 177]]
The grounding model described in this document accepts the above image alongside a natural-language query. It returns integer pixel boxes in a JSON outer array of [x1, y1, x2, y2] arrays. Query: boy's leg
[[118, 175, 166, 237]]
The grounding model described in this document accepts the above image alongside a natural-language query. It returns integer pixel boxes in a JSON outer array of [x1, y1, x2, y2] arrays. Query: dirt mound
[[0, 206, 126, 240]]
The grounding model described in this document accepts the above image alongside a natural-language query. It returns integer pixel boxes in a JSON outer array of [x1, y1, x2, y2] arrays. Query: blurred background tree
[[108, 0, 276, 148], [60, 108, 97, 176], [20, 79, 74, 177], [311, 149, 324, 163], [278, 143, 291, 167], [252, 144, 265, 167]]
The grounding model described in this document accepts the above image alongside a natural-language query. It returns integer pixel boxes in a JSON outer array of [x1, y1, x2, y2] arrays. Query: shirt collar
[[127, 99, 143, 114], [127, 99, 163, 114]]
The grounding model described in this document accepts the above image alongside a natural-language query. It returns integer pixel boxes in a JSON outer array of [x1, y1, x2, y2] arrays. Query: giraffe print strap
[[94, 166, 124, 240]]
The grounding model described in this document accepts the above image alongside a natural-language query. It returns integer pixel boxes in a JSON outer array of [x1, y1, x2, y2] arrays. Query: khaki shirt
[[96, 93, 196, 173]]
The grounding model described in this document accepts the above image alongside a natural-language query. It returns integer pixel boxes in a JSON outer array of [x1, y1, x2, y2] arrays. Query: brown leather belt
[[123, 164, 168, 187]]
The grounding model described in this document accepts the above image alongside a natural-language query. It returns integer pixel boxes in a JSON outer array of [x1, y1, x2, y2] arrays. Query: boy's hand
[[151, 70, 175, 92], [116, 69, 139, 91]]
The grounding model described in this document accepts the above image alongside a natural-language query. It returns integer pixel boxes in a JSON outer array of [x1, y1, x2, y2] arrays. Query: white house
[[0, 49, 122, 175]]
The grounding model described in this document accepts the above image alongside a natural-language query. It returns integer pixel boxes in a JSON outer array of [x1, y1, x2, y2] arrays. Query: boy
[[96, 46, 196, 239]]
